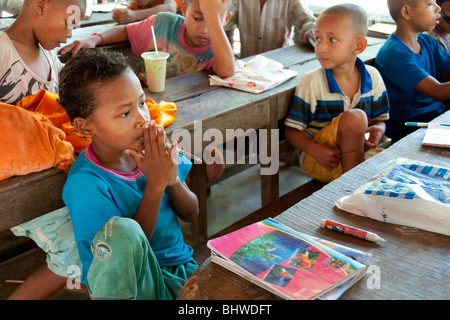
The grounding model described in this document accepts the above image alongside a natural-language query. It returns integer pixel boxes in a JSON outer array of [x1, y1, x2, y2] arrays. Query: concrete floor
[[180, 163, 312, 241]]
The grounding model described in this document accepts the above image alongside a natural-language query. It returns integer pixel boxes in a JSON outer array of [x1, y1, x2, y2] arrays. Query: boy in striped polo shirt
[[284, 4, 390, 183]]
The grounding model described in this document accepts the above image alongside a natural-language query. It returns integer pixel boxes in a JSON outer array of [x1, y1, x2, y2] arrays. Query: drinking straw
[[151, 26, 158, 55]]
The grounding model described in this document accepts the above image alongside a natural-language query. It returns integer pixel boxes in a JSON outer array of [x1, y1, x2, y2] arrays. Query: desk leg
[[188, 162, 208, 245], [260, 101, 280, 207], [261, 163, 279, 207]]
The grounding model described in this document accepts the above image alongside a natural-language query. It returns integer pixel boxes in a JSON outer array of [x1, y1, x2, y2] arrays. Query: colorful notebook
[[207, 218, 369, 300]]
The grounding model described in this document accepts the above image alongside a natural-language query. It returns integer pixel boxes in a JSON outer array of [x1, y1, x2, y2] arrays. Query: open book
[[207, 218, 370, 300]]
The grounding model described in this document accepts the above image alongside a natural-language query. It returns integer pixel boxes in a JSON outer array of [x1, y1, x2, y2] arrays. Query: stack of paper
[[422, 123, 450, 148], [209, 55, 298, 94]]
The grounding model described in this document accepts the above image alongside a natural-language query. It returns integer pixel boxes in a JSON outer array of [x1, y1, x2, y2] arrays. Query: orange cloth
[[16, 90, 177, 153], [0, 103, 75, 181], [303, 115, 342, 183], [1, 91, 177, 181], [16, 90, 90, 154], [145, 97, 177, 128]]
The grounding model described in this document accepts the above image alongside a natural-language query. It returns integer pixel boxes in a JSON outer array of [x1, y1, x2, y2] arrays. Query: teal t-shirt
[[62, 144, 194, 285]]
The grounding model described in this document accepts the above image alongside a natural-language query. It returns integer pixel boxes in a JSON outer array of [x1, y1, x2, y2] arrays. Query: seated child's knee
[[340, 109, 368, 132]]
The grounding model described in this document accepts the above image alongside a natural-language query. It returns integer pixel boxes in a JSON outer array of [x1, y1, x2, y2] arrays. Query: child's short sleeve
[[284, 71, 317, 132], [126, 15, 157, 57], [376, 41, 429, 93], [177, 153, 192, 183]]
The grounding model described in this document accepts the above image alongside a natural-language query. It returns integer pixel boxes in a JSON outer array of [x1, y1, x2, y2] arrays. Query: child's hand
[[364, 125, 383, 150], [126, 120, 178, 189], [112, 8, 137, 24], [58, 38, 98, 56], [309, 143, 341, 171], [199, 0, 228, 18]]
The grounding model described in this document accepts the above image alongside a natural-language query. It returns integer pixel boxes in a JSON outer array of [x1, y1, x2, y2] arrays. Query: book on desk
[[422, 123, 450, 148], [207, 218, 371, 300]]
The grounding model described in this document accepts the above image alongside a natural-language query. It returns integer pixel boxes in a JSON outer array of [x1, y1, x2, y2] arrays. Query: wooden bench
[[0, 169, 67, 299]]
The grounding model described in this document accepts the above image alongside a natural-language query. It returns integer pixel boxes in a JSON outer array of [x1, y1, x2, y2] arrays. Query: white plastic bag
[[209, 55, 298, 94], [335, 158, 450, 236]]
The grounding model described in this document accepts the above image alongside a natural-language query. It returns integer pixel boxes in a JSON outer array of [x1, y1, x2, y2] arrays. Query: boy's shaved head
[[319, 3, 368, 37], [387, 0, 418, 21]]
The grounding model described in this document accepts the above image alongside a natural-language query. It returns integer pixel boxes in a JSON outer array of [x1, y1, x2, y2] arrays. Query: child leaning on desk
[[62, 48, 199, 299], [2, 0, 86, 301], [284, 4, 390, 184], [0, 0, 86, 105], [59, 0, 235, 79], [374, 0, 450, 143]]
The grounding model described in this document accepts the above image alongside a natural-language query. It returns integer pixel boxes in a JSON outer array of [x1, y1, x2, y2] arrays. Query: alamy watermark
[[66, 5, 82, 29], [170, 121, 280, 176]]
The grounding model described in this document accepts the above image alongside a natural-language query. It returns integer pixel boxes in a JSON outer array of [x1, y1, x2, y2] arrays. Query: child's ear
[[355, 37, 368, 55], [400, 4, 411, 21], [35, 0, 49, 15], [73, 117, 94, 138]]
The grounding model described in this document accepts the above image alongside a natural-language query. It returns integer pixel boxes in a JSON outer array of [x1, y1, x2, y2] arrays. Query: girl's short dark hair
[[58, 48, 130, 122]]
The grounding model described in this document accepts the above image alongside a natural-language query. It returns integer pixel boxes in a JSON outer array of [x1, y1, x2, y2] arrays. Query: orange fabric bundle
[[145, 97, 177, 127], [0, 91, 177, 181], [0, 103, 75, 181], [16, 90, 177, 154], [16, 89, 90, 154]]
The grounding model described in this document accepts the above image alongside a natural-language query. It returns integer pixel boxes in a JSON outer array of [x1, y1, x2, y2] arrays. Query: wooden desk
[[81, 11, 114, 28], [178, 111, 450, 300]]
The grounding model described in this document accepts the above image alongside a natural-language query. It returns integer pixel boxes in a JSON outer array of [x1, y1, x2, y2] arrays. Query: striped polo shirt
[[285, 58, 389, 139]]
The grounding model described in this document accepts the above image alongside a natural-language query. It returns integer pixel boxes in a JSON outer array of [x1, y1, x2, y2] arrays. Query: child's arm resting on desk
[[415, 75, 450, 102], [285, 126, 341, 172], [200, 0, 235, 78], [58, 26, 129, 56]]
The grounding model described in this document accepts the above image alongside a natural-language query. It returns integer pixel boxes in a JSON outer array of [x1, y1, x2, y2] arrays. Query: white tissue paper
[[335, 158, 450, 236], [209, 55, 298, 94]]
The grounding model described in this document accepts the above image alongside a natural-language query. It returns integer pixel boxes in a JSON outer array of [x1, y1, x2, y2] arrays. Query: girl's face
[[85, 68, 150, 158], [34, 0, 86, 50], [181, 0, 230, 47]]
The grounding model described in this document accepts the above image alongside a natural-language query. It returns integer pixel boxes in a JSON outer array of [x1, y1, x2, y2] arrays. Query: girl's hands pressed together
[[126, 120, 178, 189]]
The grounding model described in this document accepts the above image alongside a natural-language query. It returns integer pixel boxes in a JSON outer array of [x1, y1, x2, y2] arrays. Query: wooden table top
[[178, 111, 450, 300]]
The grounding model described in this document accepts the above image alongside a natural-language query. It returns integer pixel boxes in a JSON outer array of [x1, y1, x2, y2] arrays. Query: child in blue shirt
[[58, 48, 199, 299], [375, 0, 450, 142]]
